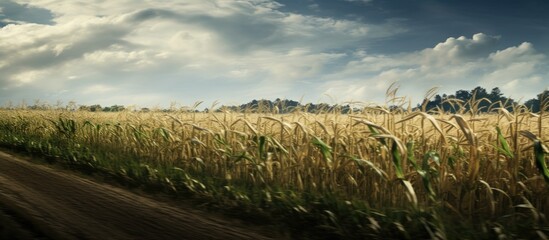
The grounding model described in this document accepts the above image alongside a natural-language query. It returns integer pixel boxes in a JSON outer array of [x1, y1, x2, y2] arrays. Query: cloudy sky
[[1, 0, 548, 108]]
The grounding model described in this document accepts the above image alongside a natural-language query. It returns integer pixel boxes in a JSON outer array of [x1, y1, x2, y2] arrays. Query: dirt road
[[0, 150, 280, 240]]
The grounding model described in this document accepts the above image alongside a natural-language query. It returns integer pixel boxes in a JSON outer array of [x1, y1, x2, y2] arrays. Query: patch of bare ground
[[0, 150, 284, 240]]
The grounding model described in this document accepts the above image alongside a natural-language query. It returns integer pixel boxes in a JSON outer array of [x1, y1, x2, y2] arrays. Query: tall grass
[[0, 96, 547, 239]]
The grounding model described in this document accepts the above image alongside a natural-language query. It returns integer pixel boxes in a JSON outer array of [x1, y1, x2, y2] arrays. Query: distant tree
[[470, 87, 491, 112], [524, 90, 549, 113], [488, 87, 516, 111], [89, 104, 102, 112], [455, 89, 472, 101], [471, 86, 489, 99], [273, 98, 300, 113], [489, 87, 503, 100], [388, 105, 405, 113], [79, 105, 90, 111], [105, 105, 125, 112], [421, 86, 517, 113]]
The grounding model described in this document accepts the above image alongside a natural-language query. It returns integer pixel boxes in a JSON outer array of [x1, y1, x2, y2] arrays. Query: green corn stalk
[[371, 134, 406, 179], [156, 127, 173, 142], [519, 130, 549, 184], [496, 126, 514, 159], [312, 136, 333, 166], [368, 125, 386, 145], [258, 135, 267, 160], [49, 117, 77, 139], [391, 140, 405, 179], [533, 140, 549, 184], [129, 125, 149, 145], [418, 151, 440, 198], [407, 140, 417, 169]]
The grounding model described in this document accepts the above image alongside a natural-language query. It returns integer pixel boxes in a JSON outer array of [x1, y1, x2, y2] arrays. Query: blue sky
[[1, 0, 548, 108]]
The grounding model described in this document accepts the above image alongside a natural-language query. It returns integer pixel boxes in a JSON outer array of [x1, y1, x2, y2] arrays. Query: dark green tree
[[524, 90, 549, 113], [89, 104, 102, 112]]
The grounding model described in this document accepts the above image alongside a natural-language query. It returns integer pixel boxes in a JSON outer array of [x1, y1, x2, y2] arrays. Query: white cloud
[[82, 84, 115, 94], [1, 0, 406, 106], [488, 42, 544, 64], [0, 1, 545, 107], [324, 33, 548, 104]]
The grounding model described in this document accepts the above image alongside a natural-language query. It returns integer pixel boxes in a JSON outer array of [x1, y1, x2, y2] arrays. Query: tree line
[[5, 87, 548, 113], [420, 87, 548, 113], [217, 87, 548, 113]]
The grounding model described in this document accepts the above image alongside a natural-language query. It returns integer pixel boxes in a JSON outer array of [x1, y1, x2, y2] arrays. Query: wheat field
[[0, 97, 547, 239]]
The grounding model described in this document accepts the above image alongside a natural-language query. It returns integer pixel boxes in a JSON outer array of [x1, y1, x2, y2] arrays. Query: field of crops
[[0, 100, 548, 239]]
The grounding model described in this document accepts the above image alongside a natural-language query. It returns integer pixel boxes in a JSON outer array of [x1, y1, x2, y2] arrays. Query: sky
[[1, 0, 548, 108]]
